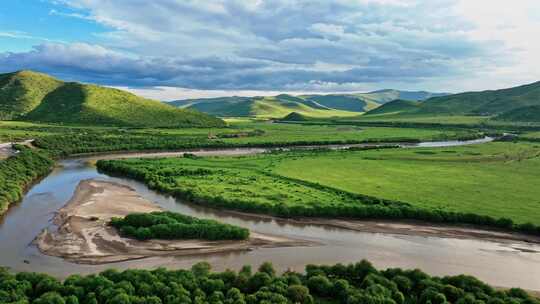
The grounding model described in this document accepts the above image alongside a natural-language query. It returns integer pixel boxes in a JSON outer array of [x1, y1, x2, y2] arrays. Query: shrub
[[110, 211, 250, 241]]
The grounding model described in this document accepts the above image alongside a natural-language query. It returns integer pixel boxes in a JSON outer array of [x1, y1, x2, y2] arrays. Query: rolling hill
[[170, 95, 358, 118], [170, 90, 447, 118], [363, 80, 540, 122], [0, 70, 225, 127], [494, 105, 540, 122], [362, 99, 422, 116]]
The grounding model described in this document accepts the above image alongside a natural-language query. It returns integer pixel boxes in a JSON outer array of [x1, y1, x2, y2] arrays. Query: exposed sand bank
[[35, 180, 314, 264], [218, 210, 540, 246]]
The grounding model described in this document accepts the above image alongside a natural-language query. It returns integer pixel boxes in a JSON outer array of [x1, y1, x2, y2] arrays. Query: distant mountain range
[[0, 70, 224, 127], [365, 80, 540, 122], [4, 70, 538, 126], [169, 90, 449, 118]]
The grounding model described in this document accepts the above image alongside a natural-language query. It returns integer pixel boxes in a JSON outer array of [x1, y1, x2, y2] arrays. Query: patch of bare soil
[[34, 180, 314, 264]]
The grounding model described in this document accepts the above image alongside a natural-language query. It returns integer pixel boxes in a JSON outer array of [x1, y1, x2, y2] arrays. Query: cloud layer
[[1, 0, 538, 94]]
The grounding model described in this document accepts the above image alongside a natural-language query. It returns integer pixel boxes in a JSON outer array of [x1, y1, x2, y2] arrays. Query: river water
[[1, 137, 540, 291]]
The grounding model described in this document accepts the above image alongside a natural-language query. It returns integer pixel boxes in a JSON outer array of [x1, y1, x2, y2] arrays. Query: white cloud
[[2, 0, 539, 94]]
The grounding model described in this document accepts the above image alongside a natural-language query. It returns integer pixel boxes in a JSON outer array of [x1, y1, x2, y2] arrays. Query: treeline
[[33, 133, 224, 156], [34, 132, 416, 156], [1, 259, 538, 304], [0, 145, 54, 215], [97, 160, 540, 237], [283, 118, 540, 132], [33, 130, 486, 156], [110, 211, 249, 241]]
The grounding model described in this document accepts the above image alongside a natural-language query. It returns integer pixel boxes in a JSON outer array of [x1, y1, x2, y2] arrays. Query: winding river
[[1, 137, 540, 291]]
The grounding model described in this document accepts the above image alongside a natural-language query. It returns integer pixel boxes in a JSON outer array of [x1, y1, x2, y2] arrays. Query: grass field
[[272, 142, 540, 225], [99, 142, 540, 226], [521, 131, 540, 139]]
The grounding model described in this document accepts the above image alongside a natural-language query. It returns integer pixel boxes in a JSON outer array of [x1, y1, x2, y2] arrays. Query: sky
[[1, 0, 539, 100]]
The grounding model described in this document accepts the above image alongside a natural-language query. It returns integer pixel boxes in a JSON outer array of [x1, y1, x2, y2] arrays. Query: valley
[[1, 70, 540, 303]]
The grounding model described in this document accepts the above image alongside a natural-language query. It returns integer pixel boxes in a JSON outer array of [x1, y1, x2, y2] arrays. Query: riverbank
[[214, 209, 540, 246], [35, 180, 314, 264], [35, 178, 540, 267]]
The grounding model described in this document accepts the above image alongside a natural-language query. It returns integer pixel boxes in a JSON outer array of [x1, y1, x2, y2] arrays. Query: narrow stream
[[1, 137, 540, 291]]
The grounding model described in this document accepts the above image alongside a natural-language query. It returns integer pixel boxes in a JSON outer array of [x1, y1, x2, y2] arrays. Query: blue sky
[[1, 0, 539, 100]]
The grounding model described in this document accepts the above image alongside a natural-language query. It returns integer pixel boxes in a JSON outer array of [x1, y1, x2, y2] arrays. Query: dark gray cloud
[[0, 0, 512, 91]]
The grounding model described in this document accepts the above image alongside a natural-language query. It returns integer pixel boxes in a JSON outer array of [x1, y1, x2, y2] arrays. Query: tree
[[192, 262, 212, 277], [258, 262, 276, 277], [109, 293, 131, 304], [287, 285, 313, 304], [33, 292, 65, 304]]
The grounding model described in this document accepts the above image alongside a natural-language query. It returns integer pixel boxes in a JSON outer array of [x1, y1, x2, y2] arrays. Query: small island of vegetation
[[110, 211, 250, 241]]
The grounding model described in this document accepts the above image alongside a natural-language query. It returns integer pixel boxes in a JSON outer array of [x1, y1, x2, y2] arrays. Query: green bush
[[0, 260, 538, 304], [110, 211, 250, 241], [0, 146, 54, 215]]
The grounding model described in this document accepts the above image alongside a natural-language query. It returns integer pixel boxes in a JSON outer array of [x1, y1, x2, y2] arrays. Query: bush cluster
[[1, 260, 537, 304], [110, 211, 250, 241], [0, 146, 54, 215]]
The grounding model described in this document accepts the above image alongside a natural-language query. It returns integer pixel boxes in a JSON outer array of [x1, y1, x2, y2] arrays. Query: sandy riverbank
[[35, 180, 314, 264], [217, 209, 540, 246]]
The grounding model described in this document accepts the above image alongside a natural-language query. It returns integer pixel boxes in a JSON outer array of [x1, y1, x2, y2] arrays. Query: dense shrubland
[[0, 145, 54, 214], [0, 260, 537, 304], [110, 211, 249, 241]]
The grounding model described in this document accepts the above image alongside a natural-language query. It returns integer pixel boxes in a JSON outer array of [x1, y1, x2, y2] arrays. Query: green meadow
[[99, 141, 540, 226], [272, 142, 540, 225]]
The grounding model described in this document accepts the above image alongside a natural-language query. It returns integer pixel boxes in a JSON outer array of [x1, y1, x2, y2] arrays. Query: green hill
[[357, 90, 448, 104], [170, 90, 446, 118], [170, 94, 358, 118], [494, 105, 540, 122], [0, 70, 225, 127], [280, 111, 309, 121], [299, 94, 377, 112], [363, 99, 422, 116], [362, 80, 540, 122], [0, 70, 63, 120], [418, 81, 540, 115]]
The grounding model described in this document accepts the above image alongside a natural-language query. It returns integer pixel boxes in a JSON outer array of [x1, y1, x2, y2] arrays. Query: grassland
[[271, 142, 540, 225], [522, 131, 540, 139], [98, 141, 540, 231]]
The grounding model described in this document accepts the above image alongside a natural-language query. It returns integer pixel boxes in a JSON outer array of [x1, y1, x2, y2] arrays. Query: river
[[1, 137, 540, 291]]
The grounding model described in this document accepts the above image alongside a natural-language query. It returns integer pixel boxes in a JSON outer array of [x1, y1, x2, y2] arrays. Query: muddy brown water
[[1, 138, 540, 291]]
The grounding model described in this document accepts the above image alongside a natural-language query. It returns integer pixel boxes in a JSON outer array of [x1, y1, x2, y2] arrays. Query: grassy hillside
[[171, 90, 447, 118], [299, 94, 376, 112], [354, 89, 448, 104], [418, 81, 540, 115], [494, 105, 540, 122], [359, 80, 540, 123], [0, 70, 225, 127], [0, 70, 63, 120], [363, 99, 421, 116], [171, 94, 358, 118]]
